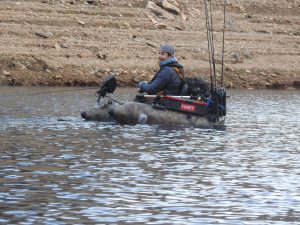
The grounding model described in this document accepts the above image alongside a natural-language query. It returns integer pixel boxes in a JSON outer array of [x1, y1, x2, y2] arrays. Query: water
[[0, 87, 299, 225]]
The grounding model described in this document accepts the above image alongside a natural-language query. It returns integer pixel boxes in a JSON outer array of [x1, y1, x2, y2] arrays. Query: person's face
[[159, 51, 171, 61]]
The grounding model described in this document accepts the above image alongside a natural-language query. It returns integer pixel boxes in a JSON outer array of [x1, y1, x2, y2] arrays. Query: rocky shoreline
[[0, 0, 299, 89]]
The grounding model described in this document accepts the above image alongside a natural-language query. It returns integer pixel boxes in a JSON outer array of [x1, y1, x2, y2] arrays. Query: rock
[[147, 14, 158, 24], [293, 81, 300, 89], [123, 22, 131, 29], [86, 0, 97, 5], [245, 70, 251, 74], [96, 52, 107, 60], [157, 23, 167, 29], [174, 24, 185, 31], [146, 1, 174, 20], [243, 13, 253, 19], [160, 0, 180, 15], [60, 43, 69, 49], [259, 72, 266, 76], [147, 1, 160, 13], [232, 52, 243, 63], [55, 43, 61, 49], [2, 70, 11, 76], [45, 69, 52, 73], [168, 0, 179, 7], [77, 20, 85, 26], [55, 75, 62, 79], [146, 41, 157, 48], [181, 12, 187, 21], [35, 31, 54, 38], [225, 66, 234, 72], [12, 62, 27, 70]]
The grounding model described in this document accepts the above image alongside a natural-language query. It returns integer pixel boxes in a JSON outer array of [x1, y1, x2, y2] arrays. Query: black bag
[[184, 77, 210, 96]]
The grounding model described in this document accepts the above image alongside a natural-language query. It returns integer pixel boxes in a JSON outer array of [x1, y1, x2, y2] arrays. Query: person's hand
[[138, 81, 146, 88]]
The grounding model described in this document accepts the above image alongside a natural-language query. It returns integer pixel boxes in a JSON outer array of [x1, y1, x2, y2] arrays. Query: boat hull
[[81, 101, 224, 127], [80, 103, 115, 122]]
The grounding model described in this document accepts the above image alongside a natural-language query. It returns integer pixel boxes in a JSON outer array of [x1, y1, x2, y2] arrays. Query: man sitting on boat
[[138, 43, 184, 95]]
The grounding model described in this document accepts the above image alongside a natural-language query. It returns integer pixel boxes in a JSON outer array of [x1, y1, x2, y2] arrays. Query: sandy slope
[[0, 0, 299, 88]]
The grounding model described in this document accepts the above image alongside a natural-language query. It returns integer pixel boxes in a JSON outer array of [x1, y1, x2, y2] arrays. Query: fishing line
[[0, 87, 98, 101]]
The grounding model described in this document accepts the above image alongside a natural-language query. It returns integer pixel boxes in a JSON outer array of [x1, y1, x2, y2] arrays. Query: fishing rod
[[203, 0, 227, 89], [204, 0, 214, 90], [203, 0, 228, 122], [204, 1, 213, 89], [209, 0, 217, 89], [221, 0, 226, 87], [204, 0, 217, 90]]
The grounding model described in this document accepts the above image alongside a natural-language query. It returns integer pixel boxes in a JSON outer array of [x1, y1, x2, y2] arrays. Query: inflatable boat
[[81, 76, 226, 127]]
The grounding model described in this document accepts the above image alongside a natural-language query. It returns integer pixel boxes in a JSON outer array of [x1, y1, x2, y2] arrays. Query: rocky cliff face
[[0, 0, 299, 88]]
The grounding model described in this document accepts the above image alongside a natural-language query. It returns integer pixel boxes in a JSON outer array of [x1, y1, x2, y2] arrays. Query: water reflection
[[0, 87, 299, 224]]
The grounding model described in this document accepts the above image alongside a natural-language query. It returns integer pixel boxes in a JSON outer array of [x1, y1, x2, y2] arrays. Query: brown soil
[[0, 0, 299, 89]]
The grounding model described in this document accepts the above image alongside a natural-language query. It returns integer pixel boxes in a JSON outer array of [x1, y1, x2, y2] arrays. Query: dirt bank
[[0, 0, 299, 89]]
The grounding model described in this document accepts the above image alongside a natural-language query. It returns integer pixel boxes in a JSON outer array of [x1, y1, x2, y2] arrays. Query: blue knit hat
[[160, 43, 175, 55]]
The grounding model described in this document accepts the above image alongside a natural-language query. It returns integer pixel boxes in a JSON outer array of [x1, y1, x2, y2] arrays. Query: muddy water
[[0, 87, 299, 225]]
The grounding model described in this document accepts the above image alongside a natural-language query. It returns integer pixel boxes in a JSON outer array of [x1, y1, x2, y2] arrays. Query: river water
[[0, 87, 299, 225]]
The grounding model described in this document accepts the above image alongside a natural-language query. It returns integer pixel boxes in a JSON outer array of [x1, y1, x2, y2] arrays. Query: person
[[138, 43, 184, 95]]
